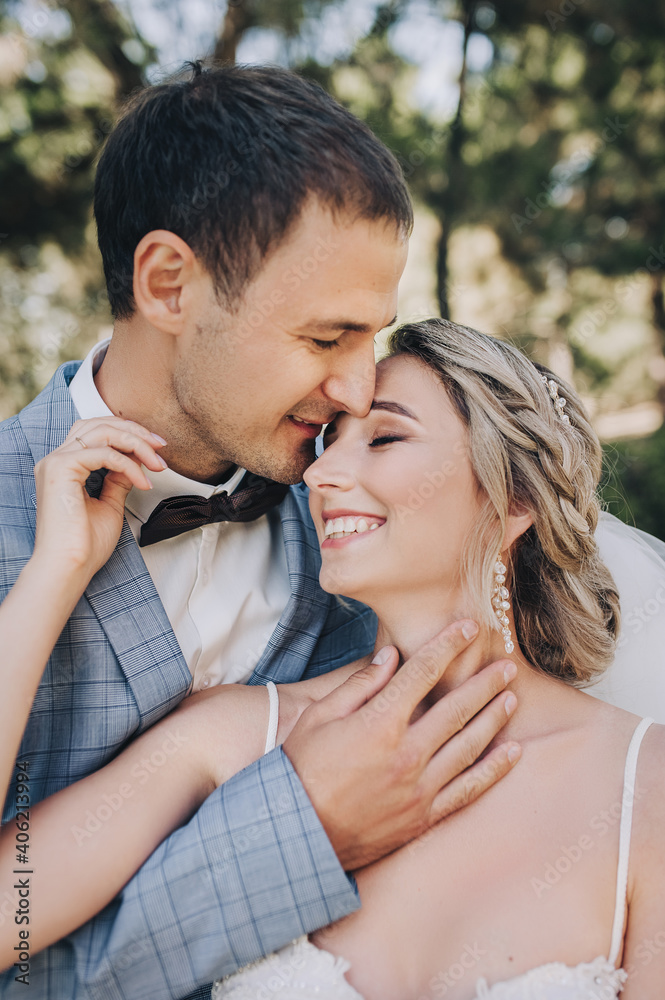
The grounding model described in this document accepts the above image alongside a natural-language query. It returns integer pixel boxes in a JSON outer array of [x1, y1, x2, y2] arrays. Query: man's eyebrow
[[297, 314, 398, 335], [370, 400, 419, 420]]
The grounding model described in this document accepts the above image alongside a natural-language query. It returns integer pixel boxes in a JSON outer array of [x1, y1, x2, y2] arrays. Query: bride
[[217, 317, 665, 999], [1, 318, 663, 996]]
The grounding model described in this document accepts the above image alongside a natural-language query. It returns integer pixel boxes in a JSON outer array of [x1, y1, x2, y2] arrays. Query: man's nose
[[321, 343, 376, 417]]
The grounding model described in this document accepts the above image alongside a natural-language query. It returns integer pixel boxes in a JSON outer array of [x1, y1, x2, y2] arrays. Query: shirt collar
[[68, 337, 247, 525]]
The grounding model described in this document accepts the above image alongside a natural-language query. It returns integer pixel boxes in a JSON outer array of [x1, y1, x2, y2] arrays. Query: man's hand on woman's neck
[[371, 592, 564, 746]]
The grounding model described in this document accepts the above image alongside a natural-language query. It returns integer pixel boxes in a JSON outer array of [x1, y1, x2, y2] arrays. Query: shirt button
[[200, 675, 211, 689], [202, 572, 210, 585]]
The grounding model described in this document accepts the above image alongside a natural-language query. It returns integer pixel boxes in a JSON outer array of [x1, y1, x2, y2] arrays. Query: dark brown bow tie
[[139, 471, 289, 547]]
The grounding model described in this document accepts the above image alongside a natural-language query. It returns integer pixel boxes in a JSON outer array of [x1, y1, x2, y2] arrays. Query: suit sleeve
[[0, 750, 359, 999]]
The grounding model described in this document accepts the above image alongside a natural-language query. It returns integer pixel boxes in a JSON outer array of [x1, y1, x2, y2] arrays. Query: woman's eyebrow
[[370, 400, 419, 421], [323, 399, 419, 439]]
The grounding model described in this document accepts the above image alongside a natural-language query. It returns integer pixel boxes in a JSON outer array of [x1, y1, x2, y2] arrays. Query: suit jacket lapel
[[248, 485, 333, 685], [18, 363, 192, 729]]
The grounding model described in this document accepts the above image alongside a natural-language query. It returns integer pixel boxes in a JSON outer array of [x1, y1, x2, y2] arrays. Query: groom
[[0, 65, 517, 999]]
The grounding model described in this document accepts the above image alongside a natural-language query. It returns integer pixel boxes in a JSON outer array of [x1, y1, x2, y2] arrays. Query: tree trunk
[[436, 215, 453, 318], [434, 3, 473, 318], [213, 1, 257, 65], [651, 273, 665, 413]]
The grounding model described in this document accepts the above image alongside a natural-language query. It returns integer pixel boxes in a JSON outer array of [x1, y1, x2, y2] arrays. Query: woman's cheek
[[387, 458, 448, 524]]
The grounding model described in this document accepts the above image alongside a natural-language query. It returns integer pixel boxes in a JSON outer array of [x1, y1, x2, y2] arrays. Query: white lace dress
[[213, 715, 653, 1000]]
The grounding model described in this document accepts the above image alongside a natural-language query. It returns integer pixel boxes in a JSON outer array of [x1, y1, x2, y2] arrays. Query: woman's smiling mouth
[[321, 510, 386, 546]]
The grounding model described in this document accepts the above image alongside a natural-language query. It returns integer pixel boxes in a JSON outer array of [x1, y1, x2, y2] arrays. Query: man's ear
[[502, 504, 534, 551], [133, 230, 200, 333]]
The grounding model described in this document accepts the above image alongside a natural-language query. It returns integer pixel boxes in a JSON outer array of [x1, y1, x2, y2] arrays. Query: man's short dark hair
[[94, 63, 413, 318]]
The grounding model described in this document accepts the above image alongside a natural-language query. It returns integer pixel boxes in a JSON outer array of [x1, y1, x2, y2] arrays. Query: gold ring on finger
[[75, 436, 88, 449]]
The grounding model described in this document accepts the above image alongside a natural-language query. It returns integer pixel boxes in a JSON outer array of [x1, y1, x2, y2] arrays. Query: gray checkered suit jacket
[[0, 362, 378, 999]]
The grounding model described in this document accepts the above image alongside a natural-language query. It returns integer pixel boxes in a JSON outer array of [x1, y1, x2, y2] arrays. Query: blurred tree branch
[[66, 0, 155, 98], [214, 1, 257, 64], [434, 0, 473, 318]]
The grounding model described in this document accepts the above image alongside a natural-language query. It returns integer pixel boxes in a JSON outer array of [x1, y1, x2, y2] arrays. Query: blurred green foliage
[[0, 0, 155, 413], [601, 426, 665, 540]]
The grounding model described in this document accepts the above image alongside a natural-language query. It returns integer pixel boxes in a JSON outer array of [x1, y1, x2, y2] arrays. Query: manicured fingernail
[[504, 661, 517, 683], [151, 433, 168, 446], [507, 744, 521, 763], [371, 647, 391, 665], [504, 692, 517, 715], [461, 620, 479, 640], [156, 455, 168, 470]]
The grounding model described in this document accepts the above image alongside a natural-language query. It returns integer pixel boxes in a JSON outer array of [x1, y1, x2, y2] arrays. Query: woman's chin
[[319, 568, 369, 603]]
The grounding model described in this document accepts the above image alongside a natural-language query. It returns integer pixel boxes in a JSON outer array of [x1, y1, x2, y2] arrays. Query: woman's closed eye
[[369, 434, 405, 447]]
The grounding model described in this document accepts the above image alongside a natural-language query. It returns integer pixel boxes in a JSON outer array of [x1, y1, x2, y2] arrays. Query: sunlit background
[[1, 0, 664, 538]]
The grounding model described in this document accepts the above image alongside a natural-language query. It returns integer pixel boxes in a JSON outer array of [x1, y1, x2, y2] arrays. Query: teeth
[[323, 516, 383, 539]]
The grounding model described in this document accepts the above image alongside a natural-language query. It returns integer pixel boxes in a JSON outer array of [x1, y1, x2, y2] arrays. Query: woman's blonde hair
[[385, 318, 620, 685]]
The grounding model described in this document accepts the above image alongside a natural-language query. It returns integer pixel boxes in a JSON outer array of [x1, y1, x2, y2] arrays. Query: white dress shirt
[[69, 338, 292, 691]]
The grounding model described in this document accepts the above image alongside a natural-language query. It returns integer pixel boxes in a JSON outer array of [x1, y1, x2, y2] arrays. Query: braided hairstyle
[[385, 318, 620, 685]]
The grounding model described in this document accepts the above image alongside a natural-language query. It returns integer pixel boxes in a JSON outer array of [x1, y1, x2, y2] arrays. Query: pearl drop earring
[[492, 554, 514, 655]]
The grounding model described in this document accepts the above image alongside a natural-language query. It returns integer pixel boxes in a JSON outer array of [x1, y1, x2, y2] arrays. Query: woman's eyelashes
[[322, 421, 407, 449], [369, 434, 405, 448]]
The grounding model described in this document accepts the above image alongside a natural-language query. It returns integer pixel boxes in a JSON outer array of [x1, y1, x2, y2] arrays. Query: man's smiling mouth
[[288, 415, 324, 438]]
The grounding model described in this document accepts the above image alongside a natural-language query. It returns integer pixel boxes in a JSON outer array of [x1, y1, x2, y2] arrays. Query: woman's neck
[[370, 588, 580, 745], [372, 586, 507, 684]]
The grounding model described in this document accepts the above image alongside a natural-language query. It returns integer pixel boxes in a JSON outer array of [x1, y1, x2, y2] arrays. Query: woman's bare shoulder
[[629, 722, 665, 883], [634, 722, 665, 805]]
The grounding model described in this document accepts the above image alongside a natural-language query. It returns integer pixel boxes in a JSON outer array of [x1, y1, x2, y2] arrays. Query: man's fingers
[[429, 740, 522, 826], [307, 648, 399, 724], [425, 687, 517, 792], [414, 658, 517, 752], [373, 620, 480, 721]]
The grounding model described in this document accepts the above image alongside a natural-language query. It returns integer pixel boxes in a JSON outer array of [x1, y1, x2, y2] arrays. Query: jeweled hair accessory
[[540, 374, 570, 424]]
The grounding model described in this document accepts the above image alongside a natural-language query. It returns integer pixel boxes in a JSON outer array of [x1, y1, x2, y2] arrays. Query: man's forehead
[[267, 202, 408, 274]]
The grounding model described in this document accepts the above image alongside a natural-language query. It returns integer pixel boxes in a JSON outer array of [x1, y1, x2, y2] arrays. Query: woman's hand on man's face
[[32, 416, 167, 583]]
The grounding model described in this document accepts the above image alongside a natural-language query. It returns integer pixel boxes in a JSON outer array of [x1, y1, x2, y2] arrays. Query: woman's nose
[[304, 444, 355, 493]]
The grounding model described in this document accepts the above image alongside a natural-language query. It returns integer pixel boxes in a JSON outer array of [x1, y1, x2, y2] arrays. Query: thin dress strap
[[608, 716, 655, 966]]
